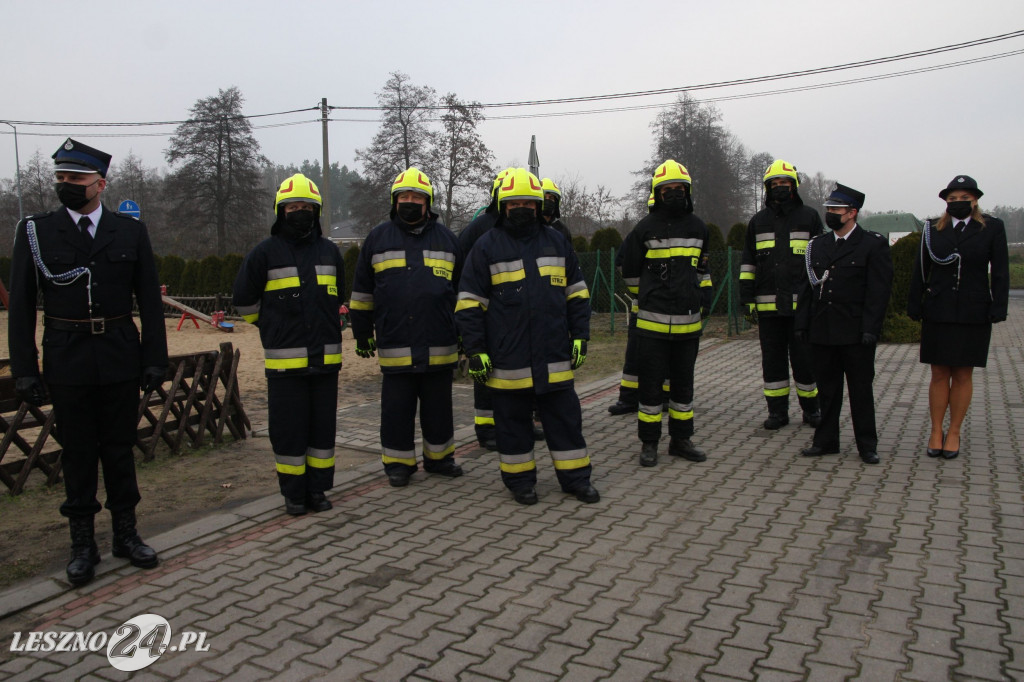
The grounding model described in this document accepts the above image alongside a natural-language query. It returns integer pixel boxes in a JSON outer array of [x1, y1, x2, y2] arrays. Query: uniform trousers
[[492, 388, 591, 493], [268, 372, 338, 500], [811, 343, 878, 454], [473, 381, 495, 444], [380, 370, 456, 477], [617, 312, 670, 405], [637, 335, 699, 443], [757, 316, 819, 414], [50, 381, 141, 519]]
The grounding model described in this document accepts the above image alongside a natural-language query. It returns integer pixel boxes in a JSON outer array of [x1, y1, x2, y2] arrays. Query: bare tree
[[19, 150, 54, 216], [425, 94, 495, 231], [557, 173, 597, 237], [592, 185, 618, 228], [798, 171, 835, 219]]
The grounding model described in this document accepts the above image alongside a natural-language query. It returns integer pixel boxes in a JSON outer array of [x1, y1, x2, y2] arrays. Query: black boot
[[67, 517, 100, 587], [802, 410, 822, 428], [305, 491, 332, 512], [111, 510, 159, 569], [639, 441, 658, 467], [763, 413, 790, 430], [669, 438, 707, 462]]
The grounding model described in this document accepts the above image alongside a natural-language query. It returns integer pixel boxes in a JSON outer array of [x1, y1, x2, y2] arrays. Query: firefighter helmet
[[647, 191, 655, 209], [275, 174, 322, 212], [496, 168, 544, 211], [763, 159, 799, 188], [391, 167, 433, 207], [491, 167, 516, 195], [541, 177, 561, 198], [651, 160, 692, 193]]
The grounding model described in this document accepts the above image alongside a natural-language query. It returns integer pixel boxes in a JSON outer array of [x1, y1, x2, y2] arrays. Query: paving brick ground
[[1, 301, 1022, 681]]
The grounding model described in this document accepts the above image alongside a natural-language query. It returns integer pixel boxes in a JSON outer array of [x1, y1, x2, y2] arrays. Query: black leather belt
[[45, 314, 134, 335]]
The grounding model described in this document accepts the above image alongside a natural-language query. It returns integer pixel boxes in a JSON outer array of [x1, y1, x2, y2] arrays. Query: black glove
[[15, 376, 48, 406], [141, 366, 165, 393], [794, 330, 808, 344], [861, 333, 877, 346]]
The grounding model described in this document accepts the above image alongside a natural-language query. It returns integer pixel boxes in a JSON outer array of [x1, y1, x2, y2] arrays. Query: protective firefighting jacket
[[740, 197, 824, 316], [621, 209, 712, 339], [349, 217, 462, 373], [456, 221, 590, 394], [233, 225, 344, 377]]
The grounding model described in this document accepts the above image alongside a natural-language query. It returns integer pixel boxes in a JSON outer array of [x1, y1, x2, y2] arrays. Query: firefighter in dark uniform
[[540, 177, 572, 243], [233, 174, 344, 514], [7, 139, 167, 586], [459, 168, 515, 451], [740, 159, 823, 430], [796, 183, 893, 464], [609, 192, 670, 415], [456, 167, 599, 506], [349, 167, 464, 487], [622, 160, 713, 467]]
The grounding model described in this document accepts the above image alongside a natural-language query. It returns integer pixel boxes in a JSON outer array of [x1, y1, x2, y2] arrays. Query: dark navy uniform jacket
[[8, 207, 167, 386]]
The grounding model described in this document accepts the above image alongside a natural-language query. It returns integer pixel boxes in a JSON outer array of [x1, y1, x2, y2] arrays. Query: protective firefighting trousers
[[380, 370, 457, 477], [758, 316, 819, 415], [637, 336, 699, 442], [268, 373, 338, 500]]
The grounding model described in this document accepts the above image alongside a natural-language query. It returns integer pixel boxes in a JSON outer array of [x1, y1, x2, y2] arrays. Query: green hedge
[[883, 232, 922, 343]]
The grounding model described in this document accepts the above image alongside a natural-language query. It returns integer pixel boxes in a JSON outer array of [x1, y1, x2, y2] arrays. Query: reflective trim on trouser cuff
[[764, 380, 790, 398], [499, 451, 536, 474], [795, 382, 818, 398], [275, 454, 305, 476], [551, 448, 590, 470], [381, 447, 416, 466], [474, 410, 495, 426], [423, 438, 455, 460], [668, 401, 694, 421], [307, 447, 335, 469], [638, 404, 662, 423], [620, 373, 638, 389]]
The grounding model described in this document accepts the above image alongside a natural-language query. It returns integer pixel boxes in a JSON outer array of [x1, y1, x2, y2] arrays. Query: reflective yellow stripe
[[791, 240, 808, 255], [636, 319, 702, 335], [265, 277, 300, 291], [739, 272, 755, 280], [646, 247, 702, 259], [487, 376, 534, 390], [538, 265, 566, 279], [349, 299, 373, 310], [627, 286, 639, 294], [382, 453, 417, 466], [764, 387, 790, 397], [474, 416, 495, 426], [429, 353, 458, 365], [307, 455, 335, 469], [700, 279, 712, 288], [549, 370, 574, 383], [567, 289, 590, 300], [797, 387, 818, 398], [621, 378, 638, 389], [755, 240, 775, 250], [379, 355, 413, 367], [552, 456, 590, 470], [243, 313, 259, 323], [424, 257, 454, 271], [373, 258, 406, 273], [638, 411, 662, 423], [456, 299, 484, 312], [500, 460, 537, 474], [276, 462, 305, 475], [491, 269, 526, 285], [266, 357, 309, 370], [317, 274, 337, 286], [324, 353, 342, 365], [668, 408, 694, 421], [424, 444, 456, 460]]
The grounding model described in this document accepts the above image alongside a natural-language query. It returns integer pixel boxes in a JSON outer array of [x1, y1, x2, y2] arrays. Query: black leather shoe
[[480, 439, 498, 451], [111, 511, 159, 568], [67, 517, 100, 587], [387, 472, 411, 488], [801, 445, 839, 457], [571, 485, 600, 504], [802, 411, 822, 428], [285, 497, 308, 515], [763, 413, 790, 430], [860, 451, 880, 464], [306, 491, 333, 512], [513, 487, 539, 505], [426, 463, 464, 478], [669, 438, 706, 462], [639, 441, 658, 467], [607, 400, 636, 416]]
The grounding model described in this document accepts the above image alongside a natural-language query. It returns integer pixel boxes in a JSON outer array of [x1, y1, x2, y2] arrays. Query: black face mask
[[769, 185, 793, 204], [55, 180, 98, 211], [504, 207, 538, 237], [661, 187, 689, 215], [946, 200, 973, 220], [396, 202, 425, 225], [282, 210, 315, 240], [825, 212, 845, 230]]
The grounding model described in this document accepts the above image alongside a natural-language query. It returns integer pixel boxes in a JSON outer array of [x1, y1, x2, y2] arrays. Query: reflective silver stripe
[[764, 380, 789, 390], [475, 409, 494, 419], [637, 310, 701, 325], [548, 361, 571, 374], [372, 250, 406, 265], [307, 447, 334, 461], [792, 293, 800, 302], [378, 347, 412, 358], [489, 259, 525, 275], [755, 295, 776, 304], [429, 345, 458, 357], [499, 451, 534, 465], [566, 281, 588, 297], [315, 265, 337, 276], [754, 233, 774, 243], [383, 447, 415, 459], [275, 454, 305, 467], [424, 438, 455, 455], [536, 256, 566, 268], [639, 403, 662, 416], [235, 302, 260, 315], [324, 343, 341, 355], [458, 291, 490, 307], [623, 277, 640, 287], [645, 237, 703, 249], [790, 231, 810, 240], [701, 274, 711, 282], [551, 448, 587, 461], [423, 250, 455, 263], [350, 291, 373, 303], [265, 347, 307, 359], [622, 373, 638, 383], [268, 266, 299, 280], [795, 382, 817, 392], [740, 265, 756, 273], [491, 367, 532, 381], [668, 401, 693, 412]]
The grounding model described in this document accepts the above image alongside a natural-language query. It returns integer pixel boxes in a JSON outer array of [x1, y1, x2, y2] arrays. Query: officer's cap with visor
[[52, 138, 111, 178], [823, 183, 865, 210]]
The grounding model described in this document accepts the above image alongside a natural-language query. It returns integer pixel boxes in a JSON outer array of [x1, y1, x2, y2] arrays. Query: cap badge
[[957, 177, 965, 183], [64, 140, 74, 150]]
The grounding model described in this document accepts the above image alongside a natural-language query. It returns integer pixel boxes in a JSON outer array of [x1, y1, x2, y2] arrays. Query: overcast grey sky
[[2, 0, 1022, 219]]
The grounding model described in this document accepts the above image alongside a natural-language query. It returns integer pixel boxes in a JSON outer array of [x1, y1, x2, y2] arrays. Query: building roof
[[859, 212, 924, 235]]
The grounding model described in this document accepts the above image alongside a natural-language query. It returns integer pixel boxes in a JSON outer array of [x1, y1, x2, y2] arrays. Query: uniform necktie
[[956, 221, 966, 232], [78, 216, 93, 249]]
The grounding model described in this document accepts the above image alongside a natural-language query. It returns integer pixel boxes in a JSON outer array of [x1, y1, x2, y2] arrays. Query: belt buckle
[[91, 318, 105, 334]]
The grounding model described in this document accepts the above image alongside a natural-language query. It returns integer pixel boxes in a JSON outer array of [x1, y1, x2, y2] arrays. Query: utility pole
[[320, 98, 331, 234]]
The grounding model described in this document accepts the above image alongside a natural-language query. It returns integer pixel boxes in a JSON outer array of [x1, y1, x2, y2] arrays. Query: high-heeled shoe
[[940, 433, 960, 460], [926, 432, 944, 458]]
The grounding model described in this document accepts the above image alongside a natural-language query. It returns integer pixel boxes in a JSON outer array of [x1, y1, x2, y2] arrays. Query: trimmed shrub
[[590, 227, 622, 254], [571, 235, 589, 253], [727, 222, 747, 252], [706, 224, 727, 314], [882, 313, 921, 344], [884, 232, 922, 343], [158, 254, 186, 295], [198, 255, 222, 295], [220, 254, 244, 295], [180, 260, 201, 295]]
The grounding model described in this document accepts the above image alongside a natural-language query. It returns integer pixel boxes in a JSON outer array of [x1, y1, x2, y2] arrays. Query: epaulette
[[24, 211, 54, 221], [115, 211, 141, 221], [870, 231, 885, 239]]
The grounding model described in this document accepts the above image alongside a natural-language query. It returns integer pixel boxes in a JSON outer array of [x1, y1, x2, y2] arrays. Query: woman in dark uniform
[[908, 175, 1009, 459]]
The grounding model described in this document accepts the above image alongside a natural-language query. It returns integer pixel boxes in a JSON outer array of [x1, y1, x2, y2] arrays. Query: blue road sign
[[118, 199, 141, 218]]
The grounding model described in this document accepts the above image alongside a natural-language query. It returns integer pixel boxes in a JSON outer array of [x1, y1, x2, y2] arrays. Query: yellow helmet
[[497, 168, 544, 211], [763, 159, 799, 188], [491, 167, 516, 195], [275, 174, 322, 212], [391, 167, 433, 207], [647, 191, 655, 211], [651, 159, 692, 193], [541, 177, 561, 198]]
